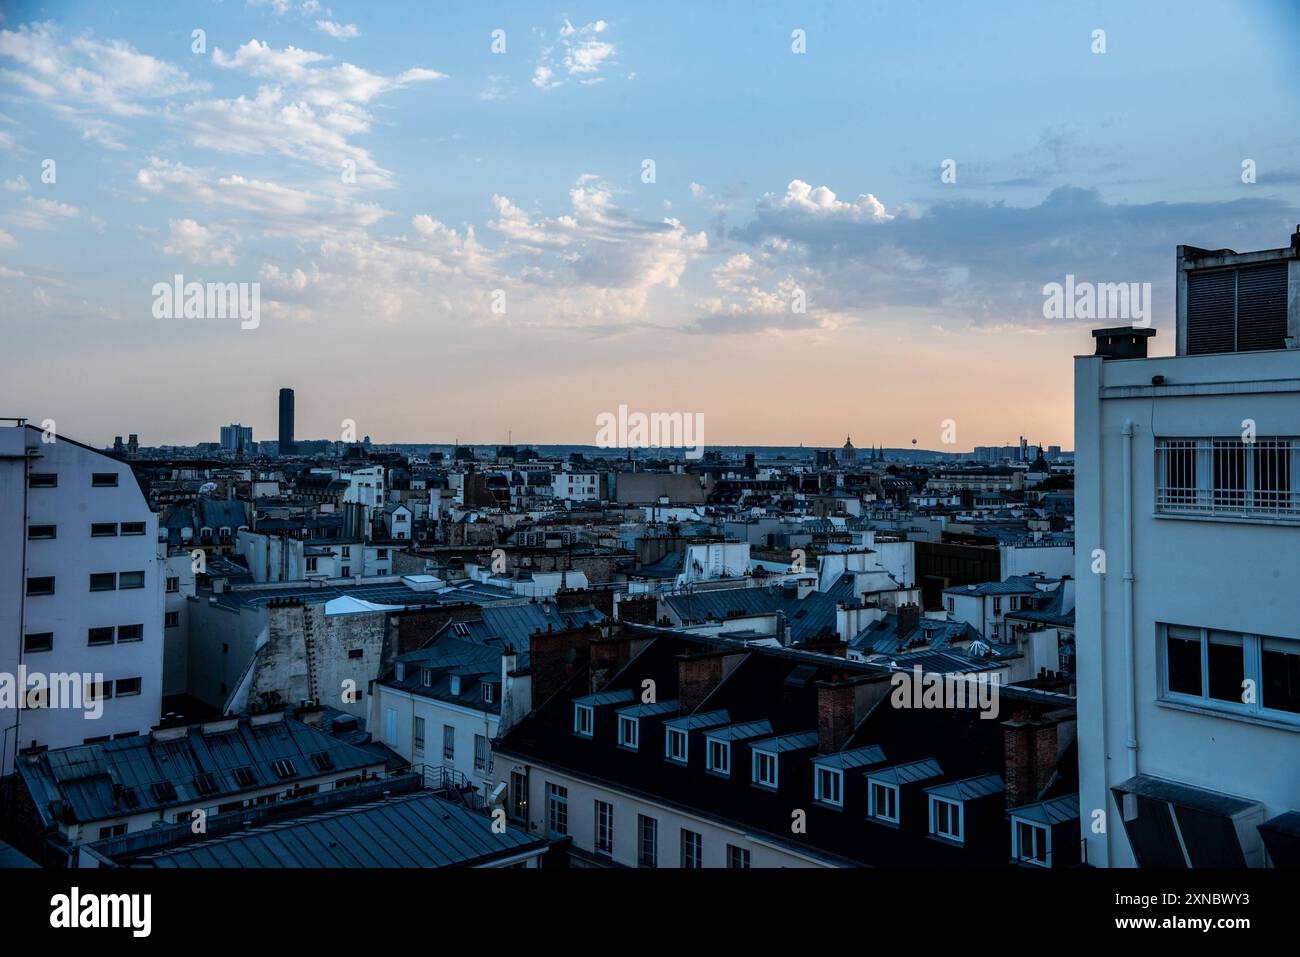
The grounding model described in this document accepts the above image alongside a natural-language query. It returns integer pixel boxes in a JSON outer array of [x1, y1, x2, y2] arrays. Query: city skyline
[[2, 1, 1299, 448]]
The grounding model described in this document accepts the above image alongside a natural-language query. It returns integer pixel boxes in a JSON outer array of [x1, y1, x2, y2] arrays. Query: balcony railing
[[1155, 438, 1299, 521]]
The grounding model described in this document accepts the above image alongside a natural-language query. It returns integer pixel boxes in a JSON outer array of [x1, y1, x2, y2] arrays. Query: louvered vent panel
[[1186, 269, 1236, 354]]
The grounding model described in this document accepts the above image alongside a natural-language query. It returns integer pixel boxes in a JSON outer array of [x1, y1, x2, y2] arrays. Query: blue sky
[[1, 0, 1297, 448]]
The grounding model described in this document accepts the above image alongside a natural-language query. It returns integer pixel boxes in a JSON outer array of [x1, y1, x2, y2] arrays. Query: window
[[306, 557, 318, 573], [98, 823, 127, 839], [194, 772, 218, 796], [727, 844, 751, 868], [26, 576, 55, 596], [931, 797, 963, 842], [706, 739, 730, 776], [637, 815, 657, 867], [815, 766, 843, 806], [341, 546, 351, 558], [91, 523, 118, 537], [232, 766, 257, 787], [347, 648, 363, 659], [1014, 820, 1050, 866], [547, 783, 568, 837], [118, 570, 145, 590], [1155, 437, 1299, 520], [309, 751, 335, 772], [510, 770, 528, 821], [680, 828, 702, 869], [92, 473, 119, 487], [443, 725, 455, 761], [946, 597, 955, 614], [340, 566, 350, 577], [1162, 623, 1300, 720], [869, 781, 899, 823], [117, 624, 144, 642], [474, 734, 488, 772], [752, 750, 778, 789], [29, 473, 57, 488], [27, 524, 56, 540], [595, 800, 614, 854], [452, 623, 470, 637], [271, 758, 297, 779], [665, 727, 688, 764], [573, 703, 594, 738], [88, 626, 115, 646], [24, 632, 53, 653], [617, 715, 639, 750], [166, 576, 180, 593], [89, 573, 116, 592], [413, 716, 425, 753], [120, 522, 145, 536], [992, 597, 1002, 615], [115, 677, 141, 697], [482, 682, 494, 704]]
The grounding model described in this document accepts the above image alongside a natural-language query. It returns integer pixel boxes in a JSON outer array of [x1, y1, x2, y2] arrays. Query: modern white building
[[0, 423, 164, 774], [552, 471, 605, 503], [1075, 232, 1300, 868]]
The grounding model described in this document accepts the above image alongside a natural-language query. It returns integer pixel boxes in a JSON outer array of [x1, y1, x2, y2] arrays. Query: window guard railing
[[1155, 437, 1298, 520]]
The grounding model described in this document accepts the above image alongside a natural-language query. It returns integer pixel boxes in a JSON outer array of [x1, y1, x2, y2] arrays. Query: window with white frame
[[752, 749, 778, 789], [638, 814, 657, 867], [815, 766, 843, 807], [706, 739, 730, 776], [680, 828, 702, 869], [665, 727, 688, 764], [727, 844, 751, 868], [1013, 819, 1050, 866], [474, 734, 488, 772], [1162, 623, 1300, 720], [617, 715, 639, 750], [930, 797, 963, 842], [1156, 437, 1298, 520], [509, 769, 528, 822], [869, 781, 899, 823], [573, 703, 594, 738], [546, 783, 568, 837], [412, 716, 425, 754], [595, 800, 614, 854]]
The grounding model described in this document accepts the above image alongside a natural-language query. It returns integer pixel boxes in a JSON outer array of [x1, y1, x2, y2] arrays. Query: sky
[[1, 0, 1298, 451]]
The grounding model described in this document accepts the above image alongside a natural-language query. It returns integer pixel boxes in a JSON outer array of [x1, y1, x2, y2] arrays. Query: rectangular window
[[727, 844, 751, 869], [412, 716, 425, 753], [27, 524, 56, 540], [665, 727, 688, 764], [510, 770, 528, 822], [1262, 637, 1300, 714], [118, 570, 145, 589], [92, 473, 119, 487], [870, 782, 899, 823], [116, 678, 141, 697], [89, 573, 116, 592], [270, 758, 296, 779], [595, 800, 614, 854], [706, 739, 730, 776], [164, 611, 179, 628], [120, 522, 146, 536], [88, 626, 115, 646], [547, 783, 568, 837], [91, 523, 118, 537], [753, 750, 777, 788], [1156, 437, 1299, 520], [26, 576, 55, 596], [474, 734, 488, 772], [931, 797, 963, 841], [617, 715, 639, 750], [1162, 623, 1300, 722], [1014, 820, 1049, 866], [29, 473, 57, 488], [443, 725, 455, 761], [166, 576, 180, 593], [117, 623, 144, 642], [815, 767, 843, 806], [23, 632, 54, 653], [637, 814, 657, 867], [680, 828, 702, 869], [573, 703, 594, 738]]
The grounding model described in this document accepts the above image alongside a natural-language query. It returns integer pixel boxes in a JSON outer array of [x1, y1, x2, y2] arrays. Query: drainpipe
[[1121, 419, 1138, 778]]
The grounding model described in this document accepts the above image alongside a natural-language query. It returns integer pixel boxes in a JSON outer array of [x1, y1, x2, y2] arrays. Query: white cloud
[[162, 218, 238, 265], [0, 227, 16, 248], [8, 196, 79, 230], [2, 174, 29, 191], [532, 19, 617, 90], [315, 20, 360, 40], [759, 179, 894, 223]]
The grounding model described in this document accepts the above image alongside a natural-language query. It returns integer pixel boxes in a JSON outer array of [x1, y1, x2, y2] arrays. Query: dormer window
[[706, 739, 730, 776], [482, 682, 494, 704], [929, 796, 963, 843], [449, 675, 461, 695], [752, 750, 778, 789], [815, 767, 843, 807], [869, 782, 899, 823], [618, 715, 639, 751], [420, 668, 433, 687], [1013, 820, 1050, 867], [665, 728, 688, 764], [394, 662, 406, 681], [574, 703, 594, 738]]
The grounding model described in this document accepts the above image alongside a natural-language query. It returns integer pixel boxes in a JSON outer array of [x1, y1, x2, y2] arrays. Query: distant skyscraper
[[220, 424, 253, 453], [278, 388, 295, 455]]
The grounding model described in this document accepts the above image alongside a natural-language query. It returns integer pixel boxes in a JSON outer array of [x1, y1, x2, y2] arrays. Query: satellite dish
[[911, 438, 917, 446]]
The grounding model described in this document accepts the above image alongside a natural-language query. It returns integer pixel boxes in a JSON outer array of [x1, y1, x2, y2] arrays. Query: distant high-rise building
[[278, 388, 295, 455], [220, 423, 253, 453]]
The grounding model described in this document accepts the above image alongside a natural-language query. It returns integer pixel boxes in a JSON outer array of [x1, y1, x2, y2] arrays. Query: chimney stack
[[896, 603, 921, 640], [1092, 326, 1156, 360], [814, 675, 876, 754], [676, 652, 725, 714], [1002, 714, 1061, 808]]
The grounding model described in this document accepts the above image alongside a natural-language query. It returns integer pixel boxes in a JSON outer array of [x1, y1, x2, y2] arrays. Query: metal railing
[[1155, 438, 1299, 521]]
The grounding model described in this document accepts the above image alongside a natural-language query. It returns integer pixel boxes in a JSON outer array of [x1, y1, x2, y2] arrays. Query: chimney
[[1091, 326, 1156, 360], [677, 652, 725, 714], [896, 603, 921, 639], [589, 633, 633, 693], [814, 674, 886, 754], [528, 625, 597, 710], [1002, 714, 1061, 808]]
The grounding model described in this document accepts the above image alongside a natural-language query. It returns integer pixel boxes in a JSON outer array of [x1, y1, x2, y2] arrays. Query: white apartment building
[[553, 471, 605, 503], [0, 424, 163, 774], [1075, 233, 1300, 868], [342, 466, 386, 520]]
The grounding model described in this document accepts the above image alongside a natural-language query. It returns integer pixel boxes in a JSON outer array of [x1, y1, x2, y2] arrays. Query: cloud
[[8, 196, 79, 230], [162, 218, 238, 265], [2, 174, 28, 191], [532, 19, 617, 90], [315, 20, 360, 40], [0, 228, 16, 248]]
